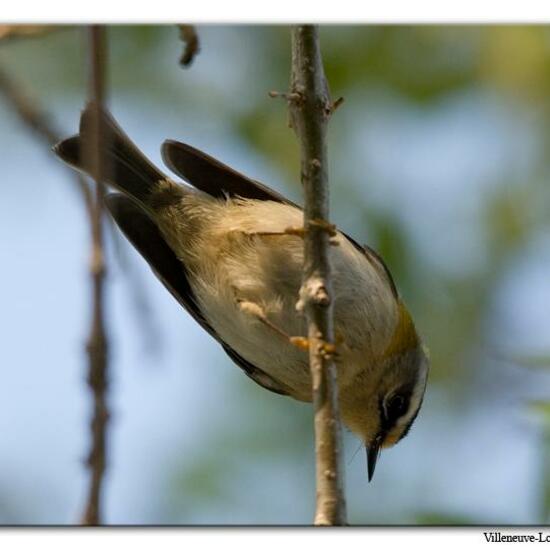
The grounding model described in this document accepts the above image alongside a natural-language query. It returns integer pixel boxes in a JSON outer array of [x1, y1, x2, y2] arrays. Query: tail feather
[[53, 104, 167, 207]]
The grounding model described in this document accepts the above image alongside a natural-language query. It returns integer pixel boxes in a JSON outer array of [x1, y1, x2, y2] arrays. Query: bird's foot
[[244, 226, 307, 238], [307, 218, 337, 237], [233, 220, 338, 245], [289, 336, 340, 360], [236, 298, 293, 341]]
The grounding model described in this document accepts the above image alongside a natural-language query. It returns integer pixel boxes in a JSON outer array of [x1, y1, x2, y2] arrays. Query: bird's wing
[[162, 139, 399, 299], [105, 193, 291, 397], [361, 243, 398, 299], [161, 140, 300, 206], [345, 235, 398, 300]]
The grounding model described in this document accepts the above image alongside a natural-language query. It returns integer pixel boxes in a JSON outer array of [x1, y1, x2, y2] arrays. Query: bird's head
[[339, 302, 429, 480]]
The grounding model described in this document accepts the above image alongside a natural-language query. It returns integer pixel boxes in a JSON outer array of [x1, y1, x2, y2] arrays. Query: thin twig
[[288, 26, 347, 525], [178, 25, 200, 67], [0, 55, 155, 359], [81, 24, 109, 526], [0, 64, 93, 215]]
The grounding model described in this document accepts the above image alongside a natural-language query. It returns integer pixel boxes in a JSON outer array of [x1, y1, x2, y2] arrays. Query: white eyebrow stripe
[[396, 366, 428, 432]]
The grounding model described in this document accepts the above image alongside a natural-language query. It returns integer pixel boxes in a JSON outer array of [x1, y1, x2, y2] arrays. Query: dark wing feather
[[361, 243, 398, 299], [105, 193, 290, 397], [161, 140, 300, 207], [221, 343, 292, 397], [53, 107, 166, 205]]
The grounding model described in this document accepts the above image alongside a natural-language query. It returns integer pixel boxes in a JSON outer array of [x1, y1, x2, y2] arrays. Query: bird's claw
[[307, 218, 337, 237], [244, 226, 307, 238], [289, 337, 339, 360]]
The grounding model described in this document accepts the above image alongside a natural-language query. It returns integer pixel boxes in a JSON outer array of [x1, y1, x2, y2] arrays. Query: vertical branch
[[81, 25, 109, 526], [0, 32, 110, 527], [288, 26, 346, 526]]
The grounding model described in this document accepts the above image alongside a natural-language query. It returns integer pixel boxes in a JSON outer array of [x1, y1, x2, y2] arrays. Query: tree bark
[[288, 25, 347, 526], [81, 24, 109, 526], [0, 24, 110, 527]]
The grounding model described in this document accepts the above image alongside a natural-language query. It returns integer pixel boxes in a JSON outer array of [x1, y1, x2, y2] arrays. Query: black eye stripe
[[385, 395, 407, 418], [377, 366, 428, 443], [380, 392, 411, 430]]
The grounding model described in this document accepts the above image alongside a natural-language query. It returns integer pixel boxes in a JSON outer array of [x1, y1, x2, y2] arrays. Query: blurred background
[[0, 25, 549, 525]]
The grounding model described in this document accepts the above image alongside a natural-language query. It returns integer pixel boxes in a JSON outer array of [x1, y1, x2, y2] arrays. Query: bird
[[53, 104, 429, 481]]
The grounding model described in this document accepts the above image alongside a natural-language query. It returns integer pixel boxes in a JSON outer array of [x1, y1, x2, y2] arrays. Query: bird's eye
[[383, 393, 408, 423]]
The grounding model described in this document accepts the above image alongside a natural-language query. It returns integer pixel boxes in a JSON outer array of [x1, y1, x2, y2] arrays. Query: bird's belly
[[177, 197, 398, 398], [195, 278, 313, 400]]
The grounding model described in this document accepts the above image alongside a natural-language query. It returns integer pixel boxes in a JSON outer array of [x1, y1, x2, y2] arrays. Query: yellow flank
[[382, 300, 419, 360]]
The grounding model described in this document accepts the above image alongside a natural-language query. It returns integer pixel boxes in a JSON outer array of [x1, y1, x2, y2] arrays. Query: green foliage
[[415, 511, 496, 525]]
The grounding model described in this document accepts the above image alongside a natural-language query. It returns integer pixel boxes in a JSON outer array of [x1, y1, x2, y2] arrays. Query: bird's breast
[[171, 197, 399, 397]]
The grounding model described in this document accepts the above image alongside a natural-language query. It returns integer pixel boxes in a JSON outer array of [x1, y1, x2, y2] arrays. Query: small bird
[[54, 105, 429, 481]]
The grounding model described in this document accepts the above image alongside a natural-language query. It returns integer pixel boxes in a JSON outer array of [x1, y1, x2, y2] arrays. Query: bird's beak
[[366, 436, 382, 482]]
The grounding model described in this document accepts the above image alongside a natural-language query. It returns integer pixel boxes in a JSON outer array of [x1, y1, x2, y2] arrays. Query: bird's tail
[[53, 104, 169, 208]]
